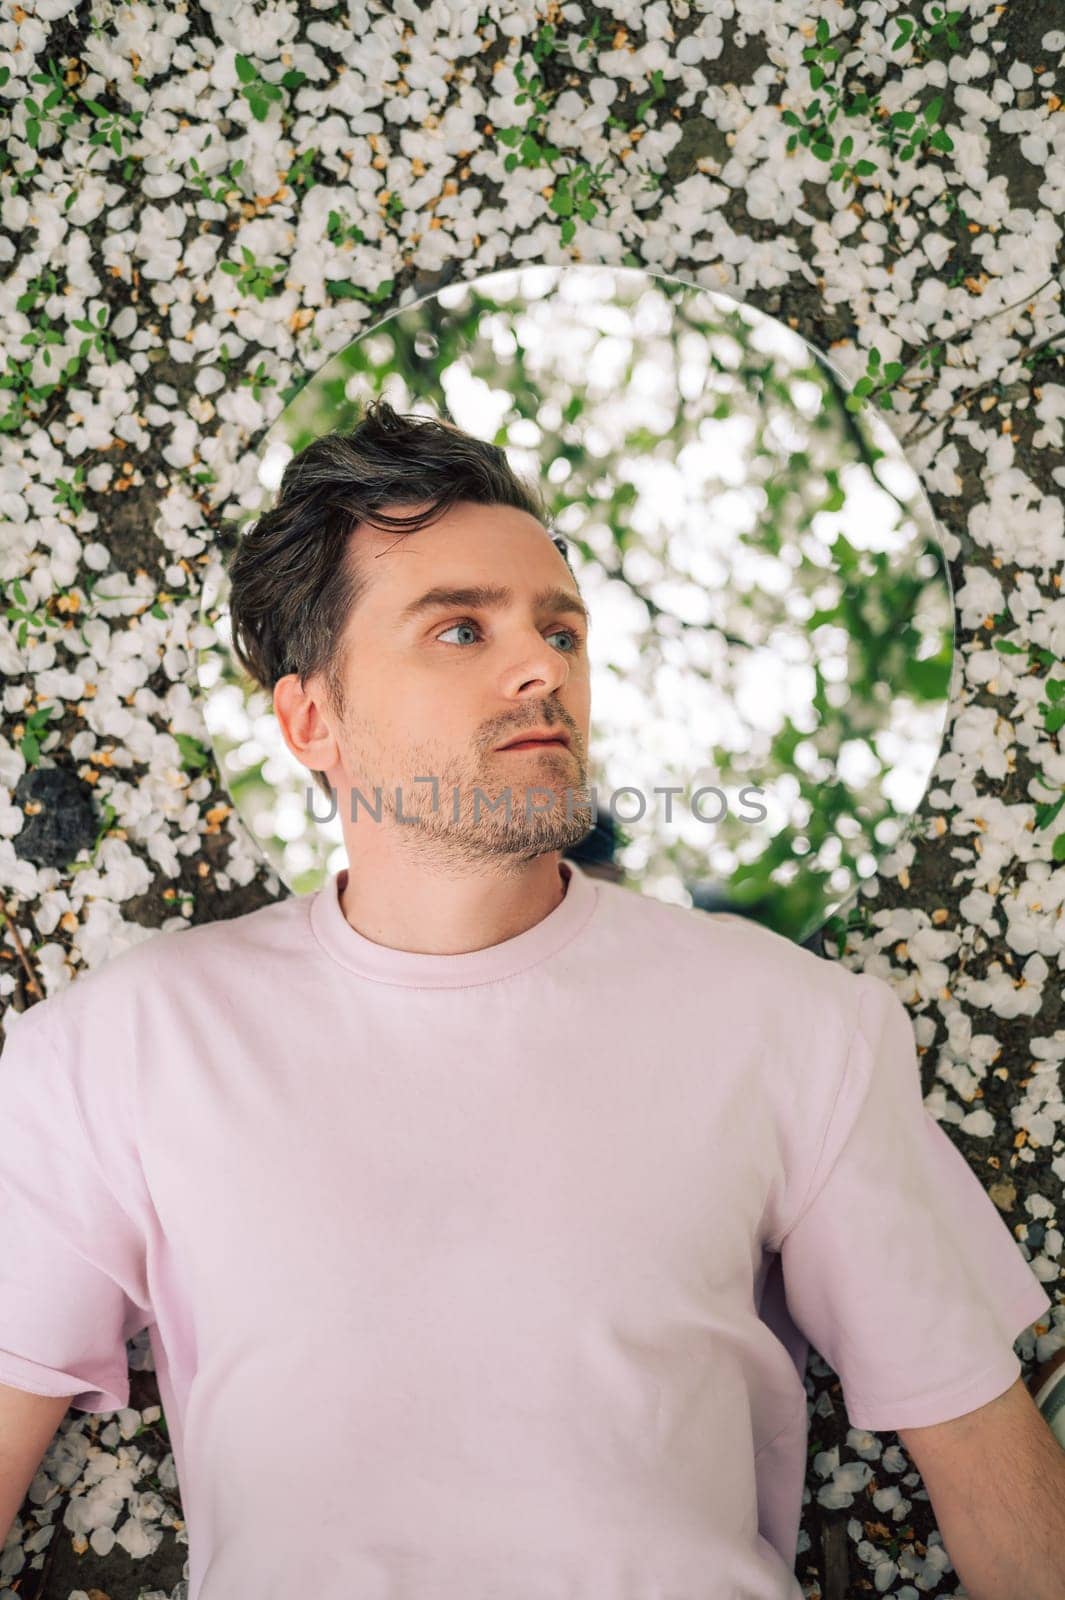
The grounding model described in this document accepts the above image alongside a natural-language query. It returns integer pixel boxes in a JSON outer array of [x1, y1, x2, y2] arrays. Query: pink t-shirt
[[0, 859, 1051, 1598]]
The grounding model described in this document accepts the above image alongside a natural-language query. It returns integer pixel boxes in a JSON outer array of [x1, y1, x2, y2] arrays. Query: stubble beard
[[340, 730, 596, 871]]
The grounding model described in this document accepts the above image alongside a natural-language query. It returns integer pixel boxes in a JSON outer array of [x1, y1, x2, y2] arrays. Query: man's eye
[[435, 619, 582, 650]]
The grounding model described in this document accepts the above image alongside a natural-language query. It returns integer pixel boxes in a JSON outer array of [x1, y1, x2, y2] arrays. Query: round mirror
[[196, 264, 955, 948]]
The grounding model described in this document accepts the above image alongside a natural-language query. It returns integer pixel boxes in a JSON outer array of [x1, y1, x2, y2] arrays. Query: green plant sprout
[[783, 15, 955, 177], [548, 157, 613, 246], [496, 39, 563, 173], [52, 463, 87, 515], [0, 355, 42, 434], [17, 307, 66, 368], [234, 53, 307, 123], [22, 59, 80, 150], [2, 272, 122, 431], [241, 360, 276, 400], [79, 93, 143, 158], [71, 304, 119, 366], [493, 24, 673, 244], [577, 15, 602, 55], [23, 60, 143, 157], [220, 245, 285, 302], [285, 147, 318, 193], [892, 7, 965, 61], [880, 95, 953, 164], [634, 69, 666, 126], [4, 579, 63, 649], [990, 628, 1065, 859], [844, 345, 907, 412], [326, 208, 367, 248], [18, 702, 57, 766], [188, 153, 246, 204]]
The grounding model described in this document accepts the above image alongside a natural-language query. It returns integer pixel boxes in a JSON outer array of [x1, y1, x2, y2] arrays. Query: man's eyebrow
[[397, 584, 590, 626]]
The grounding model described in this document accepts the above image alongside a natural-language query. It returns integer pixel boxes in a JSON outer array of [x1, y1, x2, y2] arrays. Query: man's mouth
[[495, 726, 572, 752], [496, 736, 571, 752], [499, 740, 569, 752]]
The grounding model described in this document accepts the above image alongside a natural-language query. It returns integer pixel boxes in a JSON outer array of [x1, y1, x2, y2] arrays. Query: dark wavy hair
[[226, 397, 575, 800]]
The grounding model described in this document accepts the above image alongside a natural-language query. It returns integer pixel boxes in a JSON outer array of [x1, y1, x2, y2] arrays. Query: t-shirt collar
[[308, 856, 599, 987]]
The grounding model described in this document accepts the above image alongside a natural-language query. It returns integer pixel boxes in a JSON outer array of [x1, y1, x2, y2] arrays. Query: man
[[1, 398, 1062, 1599]]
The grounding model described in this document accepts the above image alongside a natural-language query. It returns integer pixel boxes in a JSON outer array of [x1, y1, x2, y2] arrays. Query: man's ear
[[273, 673, 342, 781]]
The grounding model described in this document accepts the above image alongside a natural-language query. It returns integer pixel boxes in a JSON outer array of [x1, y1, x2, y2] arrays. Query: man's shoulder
[[597, 877, 847, 972], [4, 888, 309, 1050], [592, 877, 866, 1024]]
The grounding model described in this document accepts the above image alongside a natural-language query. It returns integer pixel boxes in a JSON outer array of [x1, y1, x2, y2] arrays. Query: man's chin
[[399, 802, 595, 859]]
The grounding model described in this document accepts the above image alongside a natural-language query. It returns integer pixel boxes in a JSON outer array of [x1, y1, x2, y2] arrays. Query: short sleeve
[[774, 973, 1053, 1433], [0, 1004, 153, 1414]]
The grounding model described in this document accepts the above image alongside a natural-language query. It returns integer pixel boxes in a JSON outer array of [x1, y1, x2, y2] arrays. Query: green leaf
[[234, 53, 257, 84], [1034, 792, 1065, 830], [174, 732, 210, 770], [324, 279, 369, 300]]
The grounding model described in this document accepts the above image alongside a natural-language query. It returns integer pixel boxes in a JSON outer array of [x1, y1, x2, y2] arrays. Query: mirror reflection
[[196, 265, 955, 947]]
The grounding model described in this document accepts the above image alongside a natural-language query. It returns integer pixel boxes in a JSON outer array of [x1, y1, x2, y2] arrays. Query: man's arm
[[0, 1383, 73, 1549], [897, 1376, 1065, 1600]]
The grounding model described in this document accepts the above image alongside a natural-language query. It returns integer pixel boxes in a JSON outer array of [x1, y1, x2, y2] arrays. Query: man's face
[[320, 500, 594, 868]]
